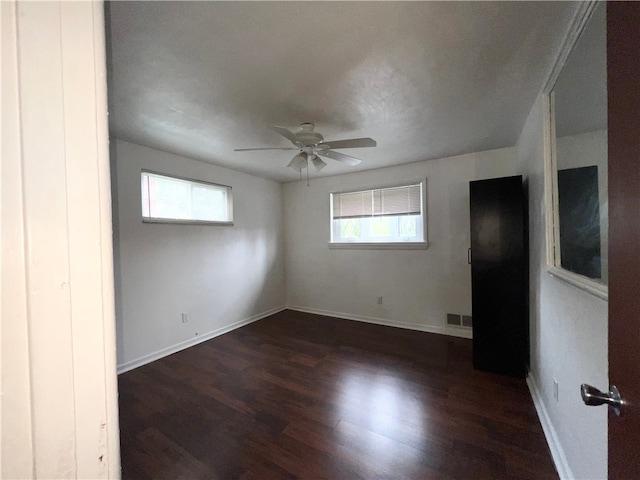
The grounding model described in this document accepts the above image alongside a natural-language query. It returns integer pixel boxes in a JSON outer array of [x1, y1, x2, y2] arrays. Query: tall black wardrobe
[[469, 175, 528, 378]]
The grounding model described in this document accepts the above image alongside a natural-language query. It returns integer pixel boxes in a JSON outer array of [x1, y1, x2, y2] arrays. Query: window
[[330, 181, 427, 248], [141, 171, 232, 224]]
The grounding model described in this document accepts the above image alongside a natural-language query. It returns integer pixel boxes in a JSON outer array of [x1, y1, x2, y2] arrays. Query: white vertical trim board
[[61, 3, 115, 477], [17, 3, 79, 475], [527, 374, 573, 480], [91, 1, 121, 475], [1, 0, 36, 477]]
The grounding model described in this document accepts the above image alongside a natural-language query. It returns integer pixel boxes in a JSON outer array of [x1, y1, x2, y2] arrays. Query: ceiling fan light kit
[[288, 152, 309, 173], [311, 155, 327, 171], [234, 123, 377, 180]]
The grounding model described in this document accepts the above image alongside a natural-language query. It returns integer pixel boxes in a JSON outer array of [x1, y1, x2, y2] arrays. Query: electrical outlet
[[553, 378, 559, 401], [377, 296, 383, 305], [181, 312, 189, 323]]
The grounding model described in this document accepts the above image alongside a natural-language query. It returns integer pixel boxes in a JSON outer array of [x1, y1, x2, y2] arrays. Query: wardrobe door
[[470, 175, 527, 377]]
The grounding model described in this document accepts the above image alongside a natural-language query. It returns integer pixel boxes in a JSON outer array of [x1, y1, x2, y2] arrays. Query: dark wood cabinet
[[470, 175, 528, 378]]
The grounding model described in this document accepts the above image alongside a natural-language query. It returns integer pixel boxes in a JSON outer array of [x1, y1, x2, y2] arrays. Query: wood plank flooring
[[118, 310, 558, 479]]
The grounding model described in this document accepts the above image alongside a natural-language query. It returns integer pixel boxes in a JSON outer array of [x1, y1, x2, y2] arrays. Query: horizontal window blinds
[[332, 184, 421, 219]]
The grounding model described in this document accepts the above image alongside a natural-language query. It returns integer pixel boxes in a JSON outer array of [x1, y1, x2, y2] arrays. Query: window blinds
[[332, 184, 421, 219]]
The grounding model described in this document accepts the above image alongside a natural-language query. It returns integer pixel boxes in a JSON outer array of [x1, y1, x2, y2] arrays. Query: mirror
[[545, 1, 608, 298]]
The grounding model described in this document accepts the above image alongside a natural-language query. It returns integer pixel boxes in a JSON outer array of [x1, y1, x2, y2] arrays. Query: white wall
[[113, 141, 285, 372], [1, 1, 120, 478], [283, 149, 517, 336], [517, 96, 607, 479]]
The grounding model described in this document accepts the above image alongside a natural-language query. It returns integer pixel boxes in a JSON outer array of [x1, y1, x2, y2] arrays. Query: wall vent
[[462, 315, 473, 327], [446, 313, 461, 326]]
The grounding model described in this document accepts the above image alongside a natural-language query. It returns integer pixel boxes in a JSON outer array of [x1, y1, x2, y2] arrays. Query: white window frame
[[541, 0, 607, 300], [328, 179, 428, 250], [141, 170, 233, 225]]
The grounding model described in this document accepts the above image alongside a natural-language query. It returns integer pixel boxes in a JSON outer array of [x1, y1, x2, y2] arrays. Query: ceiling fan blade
[[321, 137, 377, 149], [234, 147, 296, 152], [318, 149, 362, 166], [268, 125, 302, 146]]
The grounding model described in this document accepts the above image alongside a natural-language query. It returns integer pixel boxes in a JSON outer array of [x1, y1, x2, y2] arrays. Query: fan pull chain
[[306, 164, 310, 187]]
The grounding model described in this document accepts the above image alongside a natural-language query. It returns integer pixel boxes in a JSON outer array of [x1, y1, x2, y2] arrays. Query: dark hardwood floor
[[118, 310, 557, 480]]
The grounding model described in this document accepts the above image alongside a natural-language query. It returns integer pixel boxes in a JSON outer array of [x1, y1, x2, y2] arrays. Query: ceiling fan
[[234, 123, 377, 173]]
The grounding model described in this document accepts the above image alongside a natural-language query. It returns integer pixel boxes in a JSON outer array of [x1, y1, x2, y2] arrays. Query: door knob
[[580, 384, 626, 416]]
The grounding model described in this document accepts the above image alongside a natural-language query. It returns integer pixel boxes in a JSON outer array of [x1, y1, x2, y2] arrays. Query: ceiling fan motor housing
[[296, 123, 323, 146]]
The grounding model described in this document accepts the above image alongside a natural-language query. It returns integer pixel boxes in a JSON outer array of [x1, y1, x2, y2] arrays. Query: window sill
[[142, 218, 233, 226], [546, 266, 608, 301], [328, 242, 429, 250]]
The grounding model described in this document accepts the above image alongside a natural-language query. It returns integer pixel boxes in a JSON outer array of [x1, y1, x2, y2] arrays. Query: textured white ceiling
[[106, 1, 578, 182]]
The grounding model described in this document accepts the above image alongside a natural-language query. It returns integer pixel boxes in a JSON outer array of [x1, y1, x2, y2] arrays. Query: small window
[[330, 181, 426, 247], [141, 171, 232, 224]]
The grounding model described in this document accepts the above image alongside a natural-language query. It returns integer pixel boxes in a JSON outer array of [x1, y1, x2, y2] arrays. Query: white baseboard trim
[[526, 374, 573, 480], [117, 306, 286, 374], [117, 305, 470, 374], [286, 305, 473, 339]]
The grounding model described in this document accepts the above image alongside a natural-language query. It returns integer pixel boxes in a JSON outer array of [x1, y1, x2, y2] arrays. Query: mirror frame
[[542, 0, 608, 300]]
